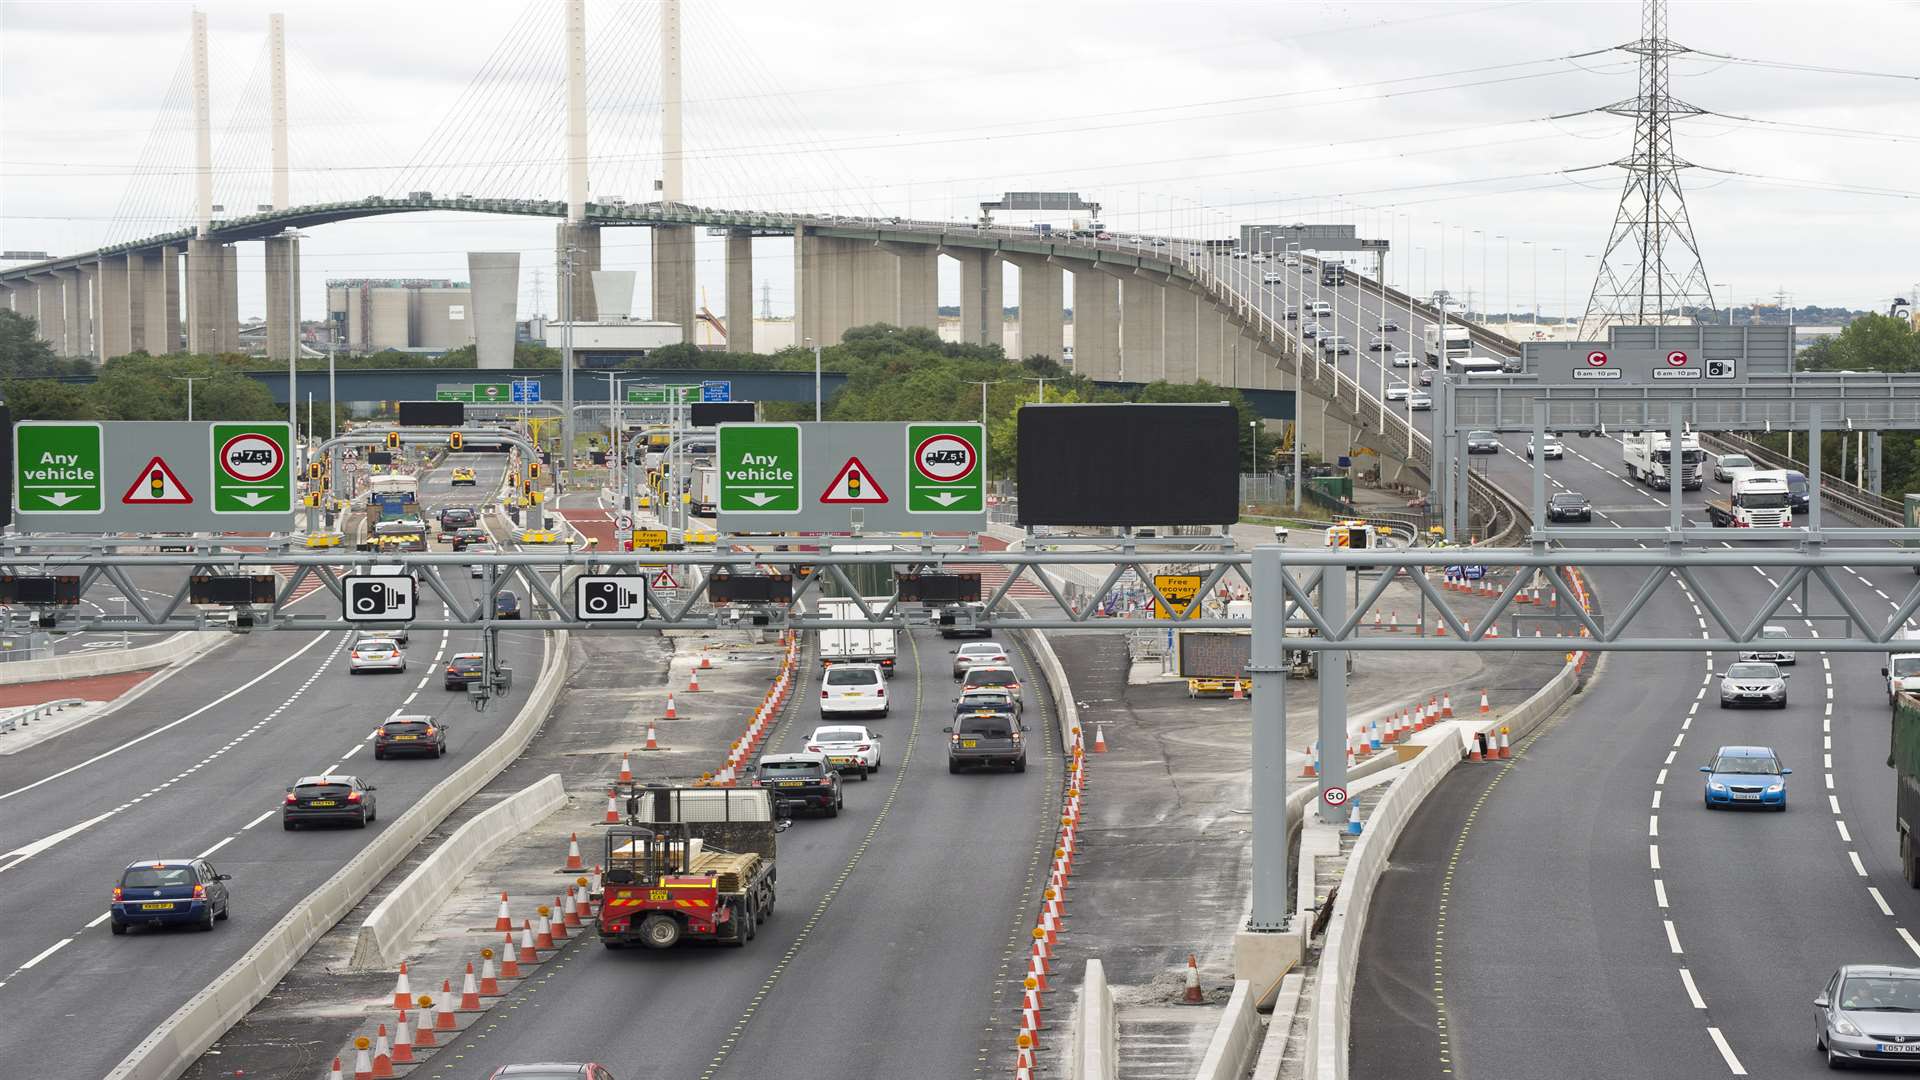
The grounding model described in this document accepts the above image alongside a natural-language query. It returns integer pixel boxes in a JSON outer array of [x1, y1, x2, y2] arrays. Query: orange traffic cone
[[1231, 677, 1246, 701], [1372, 610, 1382, 632], [391, 962, 412, 1011], [371, 1025, 394, 1078], [700, 653, 712, 669], [549, 897, 569, 940], [391, 1011, 415, 1064], [1467, 734, 1484, 763], [535, 908, 555, 949], [565, 832, 584, 871], [434, 983, 456, 1030], [688, 671, 701, 693], [412, 999, 437, 1048], [352, 1039, 373, 1080], [664, 694, 678, 720], [1093, 725, 1108, 752], [1182, 953, 1205, 1004], [1387, 610, 1399, 632], [1479, 689, 1491, 715], [492, 891, 512, 932], [1436, 619, 1447, 636], [618, 752, 633, 783], [1302, 742, 1318, 778], [479, 948, 501, 995], [562, 887, 582, 927], [1488, 623, 1501, 639], [500, 932, 522, 978], [604, 791, 620, 824], [644, 723, 661, 751], [518, 921, 539, 965], [460, 963, 481, 1010], [1498, 728, 1513, 760]]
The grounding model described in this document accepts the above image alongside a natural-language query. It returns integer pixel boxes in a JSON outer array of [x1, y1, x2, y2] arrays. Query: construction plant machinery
[[596, 785, 779, 950]]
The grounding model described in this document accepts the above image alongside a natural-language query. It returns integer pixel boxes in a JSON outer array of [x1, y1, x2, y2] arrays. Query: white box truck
[[691, 465, 719, 516], [818, 597, 898, 677], [1423, 323, 1472, 363]]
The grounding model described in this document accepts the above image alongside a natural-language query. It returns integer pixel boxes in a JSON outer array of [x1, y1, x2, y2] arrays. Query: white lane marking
[[1679, 967, 1706, 1008], [0, 632, 333, 803], [84, 911, 110, 928], [415, 676, 431, 690], [342, 744, 363, 760], [1664, 919, 1683, 954], [1850, 851, 1870, 877], [1707, 1028, 1747, 1075], [1656, 769, 1668, 787], [1831, 795, 1843, 815], [1652, 791, 1663, 809], [1649, 815, 1660, 837], [1826, 753, 1834, 769], [1665, 750, 1675, 765], [1838, 821, 1852, 843], [1673, 732, 1685, 748], [0, 810, 117, 875], [1872, 888, 1895, 917], [242, 808, 276, 830], [1650, 844, 1662, 871], [404, 692, 418, 705], [1655, 879, 1669, 908], [18, 937, 73, 971], [1900, 927, 1920, 960], [196, 836, 234, 859]]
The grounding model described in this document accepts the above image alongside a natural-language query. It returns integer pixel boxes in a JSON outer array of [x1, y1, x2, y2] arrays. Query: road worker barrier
[[348, 773, 567, 969], [105, 630, 569, 1080]]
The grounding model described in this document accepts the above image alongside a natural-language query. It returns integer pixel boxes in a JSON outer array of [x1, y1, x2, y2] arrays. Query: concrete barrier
[[104, 630, 569, 1080], [1073, 958, 1118, 1080], [1010, 601, 1080, 759], [1304, 654, 1583, 1080], [0, 630, 228, 687], [1194, 979, 1262, 1080], [348, 772, 568, 969]]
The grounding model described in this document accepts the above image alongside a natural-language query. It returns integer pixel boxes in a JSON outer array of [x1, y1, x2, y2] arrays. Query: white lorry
[[1704, 472, 1794, 528], [1622, 431, 1705, 490], [817, 597, 898, 677], [690, 465, 719, 516], [1423, 322, 1472, 363], [1886, 629, 1920, 709]]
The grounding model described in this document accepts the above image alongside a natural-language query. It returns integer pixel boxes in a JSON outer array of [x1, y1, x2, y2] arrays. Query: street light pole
[[169, 376, 200, 421]]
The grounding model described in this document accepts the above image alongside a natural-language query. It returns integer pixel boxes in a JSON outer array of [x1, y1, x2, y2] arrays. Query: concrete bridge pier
[[725, 229, 753, 353], [1071, 269, 1121, 379], [1196, 304, 1224, 385], [851, 244, 894, 328], [1162, 283, 1199, 381], [652, 223, 695, 340], [66, 268, 91, 360], [878, 242, 937, 331], [1007, 254, 1064, 360], [138, 248, 181, 354], [96, 257, 132, 362], [1119, 271, 1164, 381], [264, 234, 301, 361], [793, 231, 857, 348], [32, 274, 66, 354], [952, 248, 1003, 349], [184, 238, 239, 355], [556, 222, 601, 321]]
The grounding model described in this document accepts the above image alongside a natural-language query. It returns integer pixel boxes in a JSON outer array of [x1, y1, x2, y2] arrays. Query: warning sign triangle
[[649, 568, 679, 589], [121, 456, 194, 504], [818, 456, 889, 504]]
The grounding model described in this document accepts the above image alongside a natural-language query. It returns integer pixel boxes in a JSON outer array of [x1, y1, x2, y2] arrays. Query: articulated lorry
[[1705, 473, 1794, 528], [597, 786, 778, 949], [1890, 687, 1920, 885], [1622, 431, 1705, 491]]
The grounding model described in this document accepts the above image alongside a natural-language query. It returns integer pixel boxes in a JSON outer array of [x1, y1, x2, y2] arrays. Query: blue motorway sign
[[512, 379, 542, 404], [700, 381, 732, 402], [1445, 564, 1487, 581]]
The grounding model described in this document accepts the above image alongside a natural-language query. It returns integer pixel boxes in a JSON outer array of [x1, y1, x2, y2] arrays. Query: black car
[[495, 590, 523, 619], [938, 602, 992, 639], [283, 774, 377, 829], [450, 527, 491, 551], [755, 753, 842, 818], [445, 652, 485, 690], [374, 715, 447, 759], [110, 858, 231, 934], [1547, 492, 1593, 522], [438, 506, 478, 533], [1418, 369, 1434, 387], [946, 708, 1027, 773]]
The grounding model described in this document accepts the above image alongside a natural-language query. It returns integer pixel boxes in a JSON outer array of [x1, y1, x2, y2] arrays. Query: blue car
[[111, 858, 231, 934], [1701, 745, 1791, 811]]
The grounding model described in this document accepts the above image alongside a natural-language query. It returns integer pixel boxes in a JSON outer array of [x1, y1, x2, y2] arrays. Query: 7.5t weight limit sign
[[905, 423, 985, 513], [212, 423, 293, 513]]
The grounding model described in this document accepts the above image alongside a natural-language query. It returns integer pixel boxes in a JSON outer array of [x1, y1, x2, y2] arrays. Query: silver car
[[1408, 392, 1433, 411], [1817, 964, 1920, 1068], [1718, 660, 1788, 709], [349, 637, 406, 674], [1740, 624, 1797, 665]]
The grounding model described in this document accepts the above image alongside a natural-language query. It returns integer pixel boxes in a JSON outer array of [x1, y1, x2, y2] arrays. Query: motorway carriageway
[[409, 625, 1066, 1080], [0, 455, 540, 1080], [1339, 415, 1920, 1078]]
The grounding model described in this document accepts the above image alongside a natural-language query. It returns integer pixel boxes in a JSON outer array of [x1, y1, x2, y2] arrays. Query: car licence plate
[[140, 902, 175, 910], [778, 781, 807, 787], [310, 799, 338, 807], [1733, 793, 1760, 801], [649, 890, 671, 902], [829, 756, 856, 766], [961, 740, 978, 748], [843, 691, 863, 697], [1877, 1044, 1920, 1054], [393, 735, 417, 740]]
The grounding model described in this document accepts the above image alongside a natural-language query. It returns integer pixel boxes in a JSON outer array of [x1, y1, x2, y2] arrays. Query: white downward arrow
[[741, 492, 778, 507], [926, 491, 965, 507], [233, 491, 272, 506], [40, 492, 81, 507]]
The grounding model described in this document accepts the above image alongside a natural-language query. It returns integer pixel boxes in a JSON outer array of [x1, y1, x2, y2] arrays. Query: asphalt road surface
[[0, 454, 536, 1080]]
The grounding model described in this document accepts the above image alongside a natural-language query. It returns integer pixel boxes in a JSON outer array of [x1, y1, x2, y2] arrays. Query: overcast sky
[[3, 0, 1916, 324]]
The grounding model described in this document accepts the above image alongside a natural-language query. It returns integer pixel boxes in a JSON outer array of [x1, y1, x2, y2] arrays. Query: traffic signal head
[[386, 432, 401, 450], [528, 462, 541, 480], [530, 490, 544, 505], [308, 461, 323, 480], [449, 432, 463, 451]]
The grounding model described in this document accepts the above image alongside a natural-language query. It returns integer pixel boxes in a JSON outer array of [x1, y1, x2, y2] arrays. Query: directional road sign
[[14, 421, 293, 532], [512, 379, 542, 404], [575, 575, 647, 620], [700, 381, 733, 402], [15, 422, 104, 514], [717, 423, 801, 514], [905, 423, 985, 513], [212, 423, 293, 514], [714, 422, 987, 534], [473, 382, 512, 404], [628, 386, 672, 405], [435, 384, 475, 402]]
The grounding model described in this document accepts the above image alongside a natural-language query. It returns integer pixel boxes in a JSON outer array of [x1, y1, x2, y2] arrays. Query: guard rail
[[1699, 431, 1903, 526], [0, 696, 86, 735]]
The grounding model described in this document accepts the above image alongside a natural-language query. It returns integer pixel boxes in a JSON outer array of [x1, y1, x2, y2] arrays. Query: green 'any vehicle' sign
[[905, 422, 985, 513], [15, 422, 104, 513], [211, 422, 293, 513], [473, 382, 511, 403], [717, 424, 801, 513]]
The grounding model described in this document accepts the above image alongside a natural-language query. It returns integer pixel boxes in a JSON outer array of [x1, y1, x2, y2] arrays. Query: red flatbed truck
[[596, 785, 778, 949]]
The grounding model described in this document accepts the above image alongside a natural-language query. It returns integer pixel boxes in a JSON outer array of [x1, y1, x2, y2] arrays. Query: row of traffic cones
[[1018, 719, 1092, 1076], [706, 631, 800, 787]]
